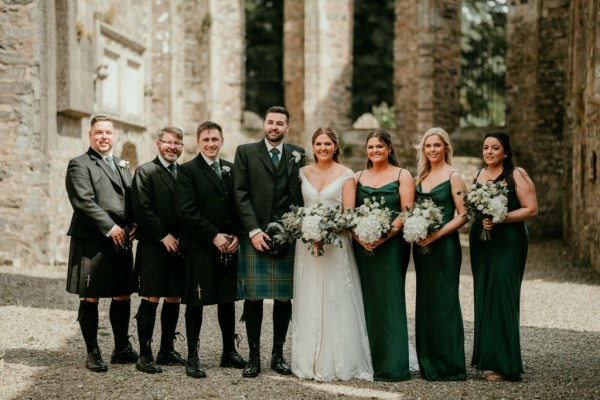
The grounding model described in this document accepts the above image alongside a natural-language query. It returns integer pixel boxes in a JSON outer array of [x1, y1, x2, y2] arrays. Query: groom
[[233, 106, 304, 378]]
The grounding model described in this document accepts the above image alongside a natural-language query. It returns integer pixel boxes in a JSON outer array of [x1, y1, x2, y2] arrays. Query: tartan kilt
[[237, 236, 295, 300]]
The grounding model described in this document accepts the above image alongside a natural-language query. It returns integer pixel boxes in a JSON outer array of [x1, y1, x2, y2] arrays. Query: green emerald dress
[[413, 178, 466, 381], [469, 170, 528, 377], [353, 174, 411, 381]]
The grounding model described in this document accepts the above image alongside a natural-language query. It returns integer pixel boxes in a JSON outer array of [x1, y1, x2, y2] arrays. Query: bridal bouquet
[[464, 181, 509, 241], [348, 197, 393, 256], [278, 202, 352, 257], [401, 198, 443, 254]]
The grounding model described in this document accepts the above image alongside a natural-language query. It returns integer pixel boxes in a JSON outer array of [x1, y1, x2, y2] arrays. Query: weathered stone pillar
[[505, 0, 569, 238], [0, 0, 50, 268], [284, 0, 305, 145], [207, 0, 245, 159], [303, 0, 353, 150], [394, 0, 460, 161]]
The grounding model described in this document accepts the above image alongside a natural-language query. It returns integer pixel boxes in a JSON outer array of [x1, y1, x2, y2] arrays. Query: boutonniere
[[291, 150, 304, 164], [221, 165, 231, 175], [118, 160, 130, 170]]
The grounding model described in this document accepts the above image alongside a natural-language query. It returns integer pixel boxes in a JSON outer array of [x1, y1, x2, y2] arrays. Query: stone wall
[[0, 1, 49, 267], [303, 0, 353, 150], [394, 0, 461, 166], [565, 0, 600, 272], [505, 0, 570, 238]]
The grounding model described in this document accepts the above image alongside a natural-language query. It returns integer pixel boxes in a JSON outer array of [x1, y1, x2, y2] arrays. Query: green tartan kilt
[[237, 236, 295, 300]]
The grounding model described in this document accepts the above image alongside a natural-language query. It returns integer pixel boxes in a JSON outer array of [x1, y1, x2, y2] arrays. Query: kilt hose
[[237, 236, 295, 300]]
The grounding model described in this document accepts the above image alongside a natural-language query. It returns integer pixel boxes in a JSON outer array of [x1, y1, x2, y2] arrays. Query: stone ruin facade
[[0, 0, 598, 273]]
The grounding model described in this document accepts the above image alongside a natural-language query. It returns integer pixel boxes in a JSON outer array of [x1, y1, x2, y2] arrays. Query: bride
[[291, 127, 373, 381]]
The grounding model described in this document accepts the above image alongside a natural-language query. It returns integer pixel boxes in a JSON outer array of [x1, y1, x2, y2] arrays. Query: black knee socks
[[135, 299, 158, 355], [272, 300, 291, 355], [78, 300, 99, 353], [160, 301, 180, 351], [185, 305, 203, 359], [243, 300, 263, 342], [218, 302, 236, 353], [109, 299, 131, 350]]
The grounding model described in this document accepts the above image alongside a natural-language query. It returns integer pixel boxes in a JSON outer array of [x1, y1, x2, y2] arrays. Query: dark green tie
[[270, 148, 280, 168], [211, 161, 222, 179], [167, 163, 177, 179]]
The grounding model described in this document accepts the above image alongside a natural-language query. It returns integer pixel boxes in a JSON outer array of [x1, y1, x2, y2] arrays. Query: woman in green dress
[[352, 130, 417, 381], [469, 130, 537, 382], [412, 127, 468, 381]]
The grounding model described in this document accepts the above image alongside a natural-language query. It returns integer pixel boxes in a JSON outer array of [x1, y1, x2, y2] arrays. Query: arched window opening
[[245, 0, 284, 116], [460, 0, 507, 127]]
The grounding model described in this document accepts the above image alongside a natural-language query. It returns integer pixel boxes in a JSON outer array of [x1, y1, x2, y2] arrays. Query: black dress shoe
[[242, 355, 261, 378], [110, 342, 138, 364], [86, 348, 108, 372], [185, 357, 207, 378], [270, 354, 292, 375], [156, 349, 186, 365], [136, 355, 163, 374], [220, 350, 247, 369]]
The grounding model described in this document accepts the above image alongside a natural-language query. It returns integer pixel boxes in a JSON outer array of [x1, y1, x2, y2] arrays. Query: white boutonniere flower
[[118, 160, 130, 170], [221, 165, 231, 175], [291, 150, 303, 164]]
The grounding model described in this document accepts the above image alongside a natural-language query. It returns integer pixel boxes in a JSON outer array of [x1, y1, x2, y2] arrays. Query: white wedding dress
[[291, 169, 374, 381]]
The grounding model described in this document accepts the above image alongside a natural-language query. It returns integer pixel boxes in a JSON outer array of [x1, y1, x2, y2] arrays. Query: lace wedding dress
[[291, 169, 374, 381]]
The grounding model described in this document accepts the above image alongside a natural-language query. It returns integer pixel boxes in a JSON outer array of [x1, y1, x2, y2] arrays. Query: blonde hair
[[415, 127, 454, 183]]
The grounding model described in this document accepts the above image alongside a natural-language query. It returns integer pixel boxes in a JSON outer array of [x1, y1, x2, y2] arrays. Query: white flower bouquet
[[401, 198, 443, 254], [464, 181, 509, 240], [348, 197, 393, 256], [277, 202, 352, 257]]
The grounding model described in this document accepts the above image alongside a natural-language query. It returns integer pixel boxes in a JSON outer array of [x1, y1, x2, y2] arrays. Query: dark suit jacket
[[131, 157, 180, 243], [175, 155, 240, 250], [233, 140, 304, 233], [66, 147, 133, 238]]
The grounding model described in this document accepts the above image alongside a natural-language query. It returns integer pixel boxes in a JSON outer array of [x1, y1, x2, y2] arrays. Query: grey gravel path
[[0, 239, 599, 400]]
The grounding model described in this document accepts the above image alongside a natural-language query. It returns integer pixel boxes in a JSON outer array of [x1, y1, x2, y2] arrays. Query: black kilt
[[182, 247, 238, 307], [134, 241, 184, 297], [66, 236, 133, 298]]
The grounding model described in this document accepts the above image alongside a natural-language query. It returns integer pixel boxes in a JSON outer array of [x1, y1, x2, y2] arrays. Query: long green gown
[[413, 179, 466, 381], [353, 176, 411, 381], [469, 171, 528, 377]]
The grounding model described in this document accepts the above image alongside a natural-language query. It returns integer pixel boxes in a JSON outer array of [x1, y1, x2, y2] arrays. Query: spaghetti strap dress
[[413, 174, 466, 381], [469, 170, 528, 376], [352, 170, 413, 381]]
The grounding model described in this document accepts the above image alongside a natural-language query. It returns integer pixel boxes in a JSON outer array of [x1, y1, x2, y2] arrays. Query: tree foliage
[[245, 0, 284, 116], [461, 0, 508, 127], [351, 0, 395, 122]]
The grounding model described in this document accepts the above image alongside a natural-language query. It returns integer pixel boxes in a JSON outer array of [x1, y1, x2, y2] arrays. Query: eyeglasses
[[159, 139, 183, 148]]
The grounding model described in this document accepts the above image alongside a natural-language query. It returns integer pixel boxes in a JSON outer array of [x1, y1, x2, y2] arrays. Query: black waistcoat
[[270, 152, 291, 222]]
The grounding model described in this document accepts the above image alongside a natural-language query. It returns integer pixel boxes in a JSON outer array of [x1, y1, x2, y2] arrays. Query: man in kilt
[[233, 106, 305, 378], [65, 115, 138, 372], [175, 121, 247, 378], [130, 127, 187, 374]]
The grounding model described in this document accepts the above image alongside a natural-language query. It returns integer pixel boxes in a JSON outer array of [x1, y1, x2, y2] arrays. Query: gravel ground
[[0, 239, 599, 400]]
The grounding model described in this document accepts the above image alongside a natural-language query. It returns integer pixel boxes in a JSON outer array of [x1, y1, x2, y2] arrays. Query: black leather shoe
[[270, 354, 292, 375], [136, 354, 163, 374], [156, 349, 186, 365], [185, 357, 207, 378], [86, 348, 108, 372], [220, 350, 247, 369], [242, 355, 261, 378], [110, 342, 138, 364]]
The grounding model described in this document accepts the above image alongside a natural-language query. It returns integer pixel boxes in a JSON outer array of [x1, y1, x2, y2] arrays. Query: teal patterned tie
[[270, 148, 280, 168], [104, 156, 116, 172], [211, 161, 222, 179]]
